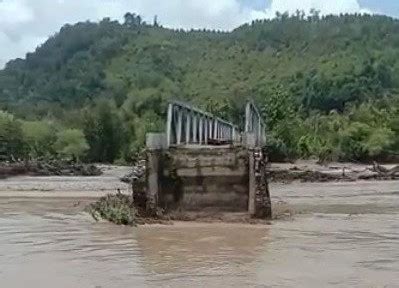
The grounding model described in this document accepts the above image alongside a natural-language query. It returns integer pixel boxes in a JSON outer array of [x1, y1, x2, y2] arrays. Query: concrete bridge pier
[[144, 132, 271, 219], [245, 132, 271, 219], [145, 133, 167, 215]]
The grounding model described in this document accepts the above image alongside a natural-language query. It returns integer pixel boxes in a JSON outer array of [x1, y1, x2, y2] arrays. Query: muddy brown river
[[0, 175, 399, 287]]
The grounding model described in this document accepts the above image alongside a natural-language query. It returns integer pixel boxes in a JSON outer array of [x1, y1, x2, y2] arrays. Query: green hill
[[0, 13, 398, 162]]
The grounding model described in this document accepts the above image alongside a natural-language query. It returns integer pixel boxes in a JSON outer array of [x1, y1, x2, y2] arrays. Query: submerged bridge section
[[138, 101, 271, 219]]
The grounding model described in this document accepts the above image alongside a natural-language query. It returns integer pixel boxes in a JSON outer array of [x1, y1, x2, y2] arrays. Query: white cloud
[[0, 0, 33, 25], [252, 0, 371, 19], [0, 0, 371, 68]]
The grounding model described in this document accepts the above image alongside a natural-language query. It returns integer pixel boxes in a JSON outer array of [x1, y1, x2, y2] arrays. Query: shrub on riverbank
[[86, 193, 136, 226]]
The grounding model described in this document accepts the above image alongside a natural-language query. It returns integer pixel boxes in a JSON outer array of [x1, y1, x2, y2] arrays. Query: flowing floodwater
[[0, 176, 399, 287]]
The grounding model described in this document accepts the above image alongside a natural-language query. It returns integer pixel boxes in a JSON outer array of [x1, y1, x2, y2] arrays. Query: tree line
[[0, 12, 399, 163]]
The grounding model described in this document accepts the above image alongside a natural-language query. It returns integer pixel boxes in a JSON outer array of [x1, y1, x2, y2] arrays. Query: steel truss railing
[[166, 101, 239, 147], [245, 101, 267, 147], [165, 101, 266, 147]]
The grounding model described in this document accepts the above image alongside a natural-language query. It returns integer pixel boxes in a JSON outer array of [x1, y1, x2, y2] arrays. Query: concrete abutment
[[141, 133, 271, 219]]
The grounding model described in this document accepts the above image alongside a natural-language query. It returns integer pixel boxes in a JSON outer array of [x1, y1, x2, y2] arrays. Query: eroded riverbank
[[0, 166, 131, 198]]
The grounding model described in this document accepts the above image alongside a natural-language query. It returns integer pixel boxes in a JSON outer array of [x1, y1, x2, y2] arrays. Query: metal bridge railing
[[166, 101, 239, 147], [245, 101, 267, 147]]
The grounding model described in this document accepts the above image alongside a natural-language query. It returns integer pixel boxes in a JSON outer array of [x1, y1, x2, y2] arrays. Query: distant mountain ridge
[[1, 13, 398, 115]]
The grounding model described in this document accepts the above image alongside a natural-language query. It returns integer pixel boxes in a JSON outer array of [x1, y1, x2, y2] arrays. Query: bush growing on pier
[[86, 193, 136, 226]]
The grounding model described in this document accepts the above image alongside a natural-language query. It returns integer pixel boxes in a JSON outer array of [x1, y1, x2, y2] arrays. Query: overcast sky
[[0, 0, 397, 68]]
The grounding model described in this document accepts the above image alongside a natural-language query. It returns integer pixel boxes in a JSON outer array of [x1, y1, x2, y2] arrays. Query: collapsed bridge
[[136, 101, 271, 219]]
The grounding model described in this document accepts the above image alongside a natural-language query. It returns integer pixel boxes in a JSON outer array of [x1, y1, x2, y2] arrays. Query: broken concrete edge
[[248, 149, 256, 215]]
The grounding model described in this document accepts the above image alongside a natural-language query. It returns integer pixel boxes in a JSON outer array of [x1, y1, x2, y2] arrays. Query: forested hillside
[[1, 12, 399, 163]]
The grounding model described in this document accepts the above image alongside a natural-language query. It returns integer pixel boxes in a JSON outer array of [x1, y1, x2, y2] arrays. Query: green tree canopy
[[21, 120, 57, 159], [0, 111, 25, 160], [1, 13, 399, 162], [54, 129, 89, 161]]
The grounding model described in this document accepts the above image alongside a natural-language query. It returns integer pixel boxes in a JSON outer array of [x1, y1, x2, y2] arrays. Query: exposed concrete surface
[[158, 147, 250, 212]]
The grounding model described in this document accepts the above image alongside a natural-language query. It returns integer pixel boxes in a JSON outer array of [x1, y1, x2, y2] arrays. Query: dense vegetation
[[1, 12, 399, 163], [86, 193, 136, 226]]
